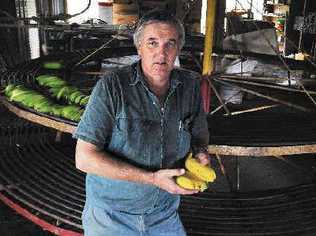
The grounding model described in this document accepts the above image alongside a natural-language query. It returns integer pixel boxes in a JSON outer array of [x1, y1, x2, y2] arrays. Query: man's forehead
[[142, 23, 179, 39]]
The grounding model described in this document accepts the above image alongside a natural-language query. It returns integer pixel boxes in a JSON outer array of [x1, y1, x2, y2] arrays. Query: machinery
[[1, 0, 316, 235]]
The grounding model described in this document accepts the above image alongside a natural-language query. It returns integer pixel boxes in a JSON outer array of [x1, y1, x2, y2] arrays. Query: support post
[[201, 0, 217, 113]]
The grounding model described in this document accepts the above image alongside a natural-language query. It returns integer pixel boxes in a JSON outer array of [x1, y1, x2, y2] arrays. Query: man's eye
[[147, 41, 158, 48], [167, 41, 177, 48]]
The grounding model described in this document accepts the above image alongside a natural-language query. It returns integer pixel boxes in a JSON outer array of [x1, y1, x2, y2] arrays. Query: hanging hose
[[67, 0, 92, 19]]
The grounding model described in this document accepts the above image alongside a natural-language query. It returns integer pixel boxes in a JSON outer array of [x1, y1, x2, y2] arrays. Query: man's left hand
[[194, 152, 210, 166]]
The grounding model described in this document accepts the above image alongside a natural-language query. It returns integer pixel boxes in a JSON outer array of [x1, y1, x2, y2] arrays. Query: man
[[73, 9, 210, 236]]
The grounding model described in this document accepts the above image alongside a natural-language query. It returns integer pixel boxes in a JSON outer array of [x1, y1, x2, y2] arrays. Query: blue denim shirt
[[73, 61, 209, 214]]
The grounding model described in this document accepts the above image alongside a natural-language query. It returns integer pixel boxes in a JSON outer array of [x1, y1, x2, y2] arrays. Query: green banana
[[79, 95, 90, 106], [56, 86, 69, 100], [9, 87, 36, 102], [71, 109, 84, 122], [4, 84, 16, 97], [21, 94, 47, 108], [49, 87, 62, 98], [44, 79, 67, 88], [69, 91, 83, 103], [36, 75, 58, 85], [61, 105, 82, 121], [34, 100, 53, 113], [56, 86, 77, 100], [43, 61, 63, 70], [51, 104, 64, 116], [74, 94, 85, 104], [11, 91, 35, 103], [36, 75, 65, 87]]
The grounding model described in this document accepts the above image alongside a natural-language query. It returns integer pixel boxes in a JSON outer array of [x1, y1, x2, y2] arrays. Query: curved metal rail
[[0, 140, 316, 235], [0, 104, 54, 147], [1, 104, 316, 235], [181, 184, 316, 236], [0, 141, 84, 233], [3, 97, 316, 157]]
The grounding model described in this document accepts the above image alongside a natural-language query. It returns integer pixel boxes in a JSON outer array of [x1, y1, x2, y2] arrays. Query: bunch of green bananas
[[48, 85, 89, 106], [4, 84, 84, 122], [60, 105, 84, 122], [36, 75, 66, 87], [6, 84, 54, 113], [43, 61, 63, 70], [49, 104, 84, 122], [35, 75, 90, 106]]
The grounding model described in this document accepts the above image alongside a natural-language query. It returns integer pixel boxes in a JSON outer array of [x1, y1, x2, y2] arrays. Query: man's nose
[[157, 45, 167, 57]]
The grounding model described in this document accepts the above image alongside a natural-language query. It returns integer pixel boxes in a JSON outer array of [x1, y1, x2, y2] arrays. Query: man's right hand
[[152, 169, 198, 195]]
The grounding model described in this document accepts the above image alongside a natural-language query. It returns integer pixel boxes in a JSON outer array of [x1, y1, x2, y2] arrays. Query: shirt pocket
[[176, 118, 192, 158], [110, 118, 155, 167]]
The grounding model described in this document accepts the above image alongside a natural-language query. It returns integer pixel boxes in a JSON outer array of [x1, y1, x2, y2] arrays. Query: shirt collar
[[130, 60, 182, 89]]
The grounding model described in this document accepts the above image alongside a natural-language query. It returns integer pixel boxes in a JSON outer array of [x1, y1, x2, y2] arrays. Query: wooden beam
[[0, 97, 76, 134], [208, 144, 316, 157]]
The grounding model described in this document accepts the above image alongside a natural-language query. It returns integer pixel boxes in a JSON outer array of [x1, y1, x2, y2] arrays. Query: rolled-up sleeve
[[73, 75, 116, 149]]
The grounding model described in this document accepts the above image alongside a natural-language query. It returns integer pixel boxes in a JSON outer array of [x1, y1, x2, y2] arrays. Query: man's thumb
[[174, 168, 185, 177]]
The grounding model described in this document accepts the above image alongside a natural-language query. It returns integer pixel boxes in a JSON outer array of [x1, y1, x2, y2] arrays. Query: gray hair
[[133, 10, 185, 50]]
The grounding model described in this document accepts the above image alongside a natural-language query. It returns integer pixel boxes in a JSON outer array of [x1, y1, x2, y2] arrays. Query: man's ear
[[137, 48, 142, 58]]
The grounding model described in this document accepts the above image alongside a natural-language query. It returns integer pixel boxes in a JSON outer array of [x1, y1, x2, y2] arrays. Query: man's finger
[[195, 153, 210, 165], [164, 168, 185, 177], [175, 185, 199, 195]]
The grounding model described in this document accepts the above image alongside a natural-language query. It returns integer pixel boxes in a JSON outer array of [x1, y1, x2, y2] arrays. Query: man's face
[[137, 22, 180, 81]]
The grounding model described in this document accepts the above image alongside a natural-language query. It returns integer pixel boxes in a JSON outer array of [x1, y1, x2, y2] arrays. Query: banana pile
[[4, 84, 84, 122], [176, 153, 216, 192], [35, 75, 89, 106]]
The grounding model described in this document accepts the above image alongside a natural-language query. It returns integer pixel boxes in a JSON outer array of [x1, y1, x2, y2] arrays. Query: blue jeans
[[82, 202, 186, 236]]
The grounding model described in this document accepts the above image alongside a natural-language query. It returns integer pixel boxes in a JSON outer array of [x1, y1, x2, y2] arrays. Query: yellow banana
[[185, 153, 216, 182], [176, 171, 208, 192]]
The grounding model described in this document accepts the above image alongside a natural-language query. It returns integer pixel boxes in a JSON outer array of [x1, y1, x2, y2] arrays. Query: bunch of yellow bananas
[[176, 153, 216, 192]]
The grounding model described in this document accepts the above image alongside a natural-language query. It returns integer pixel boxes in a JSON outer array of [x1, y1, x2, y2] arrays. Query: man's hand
[[195, 152, 210, 165], [152, 169, 198, 195]]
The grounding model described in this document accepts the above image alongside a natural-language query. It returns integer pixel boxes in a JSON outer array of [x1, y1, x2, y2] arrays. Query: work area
[[1, 0, 316, 235]]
